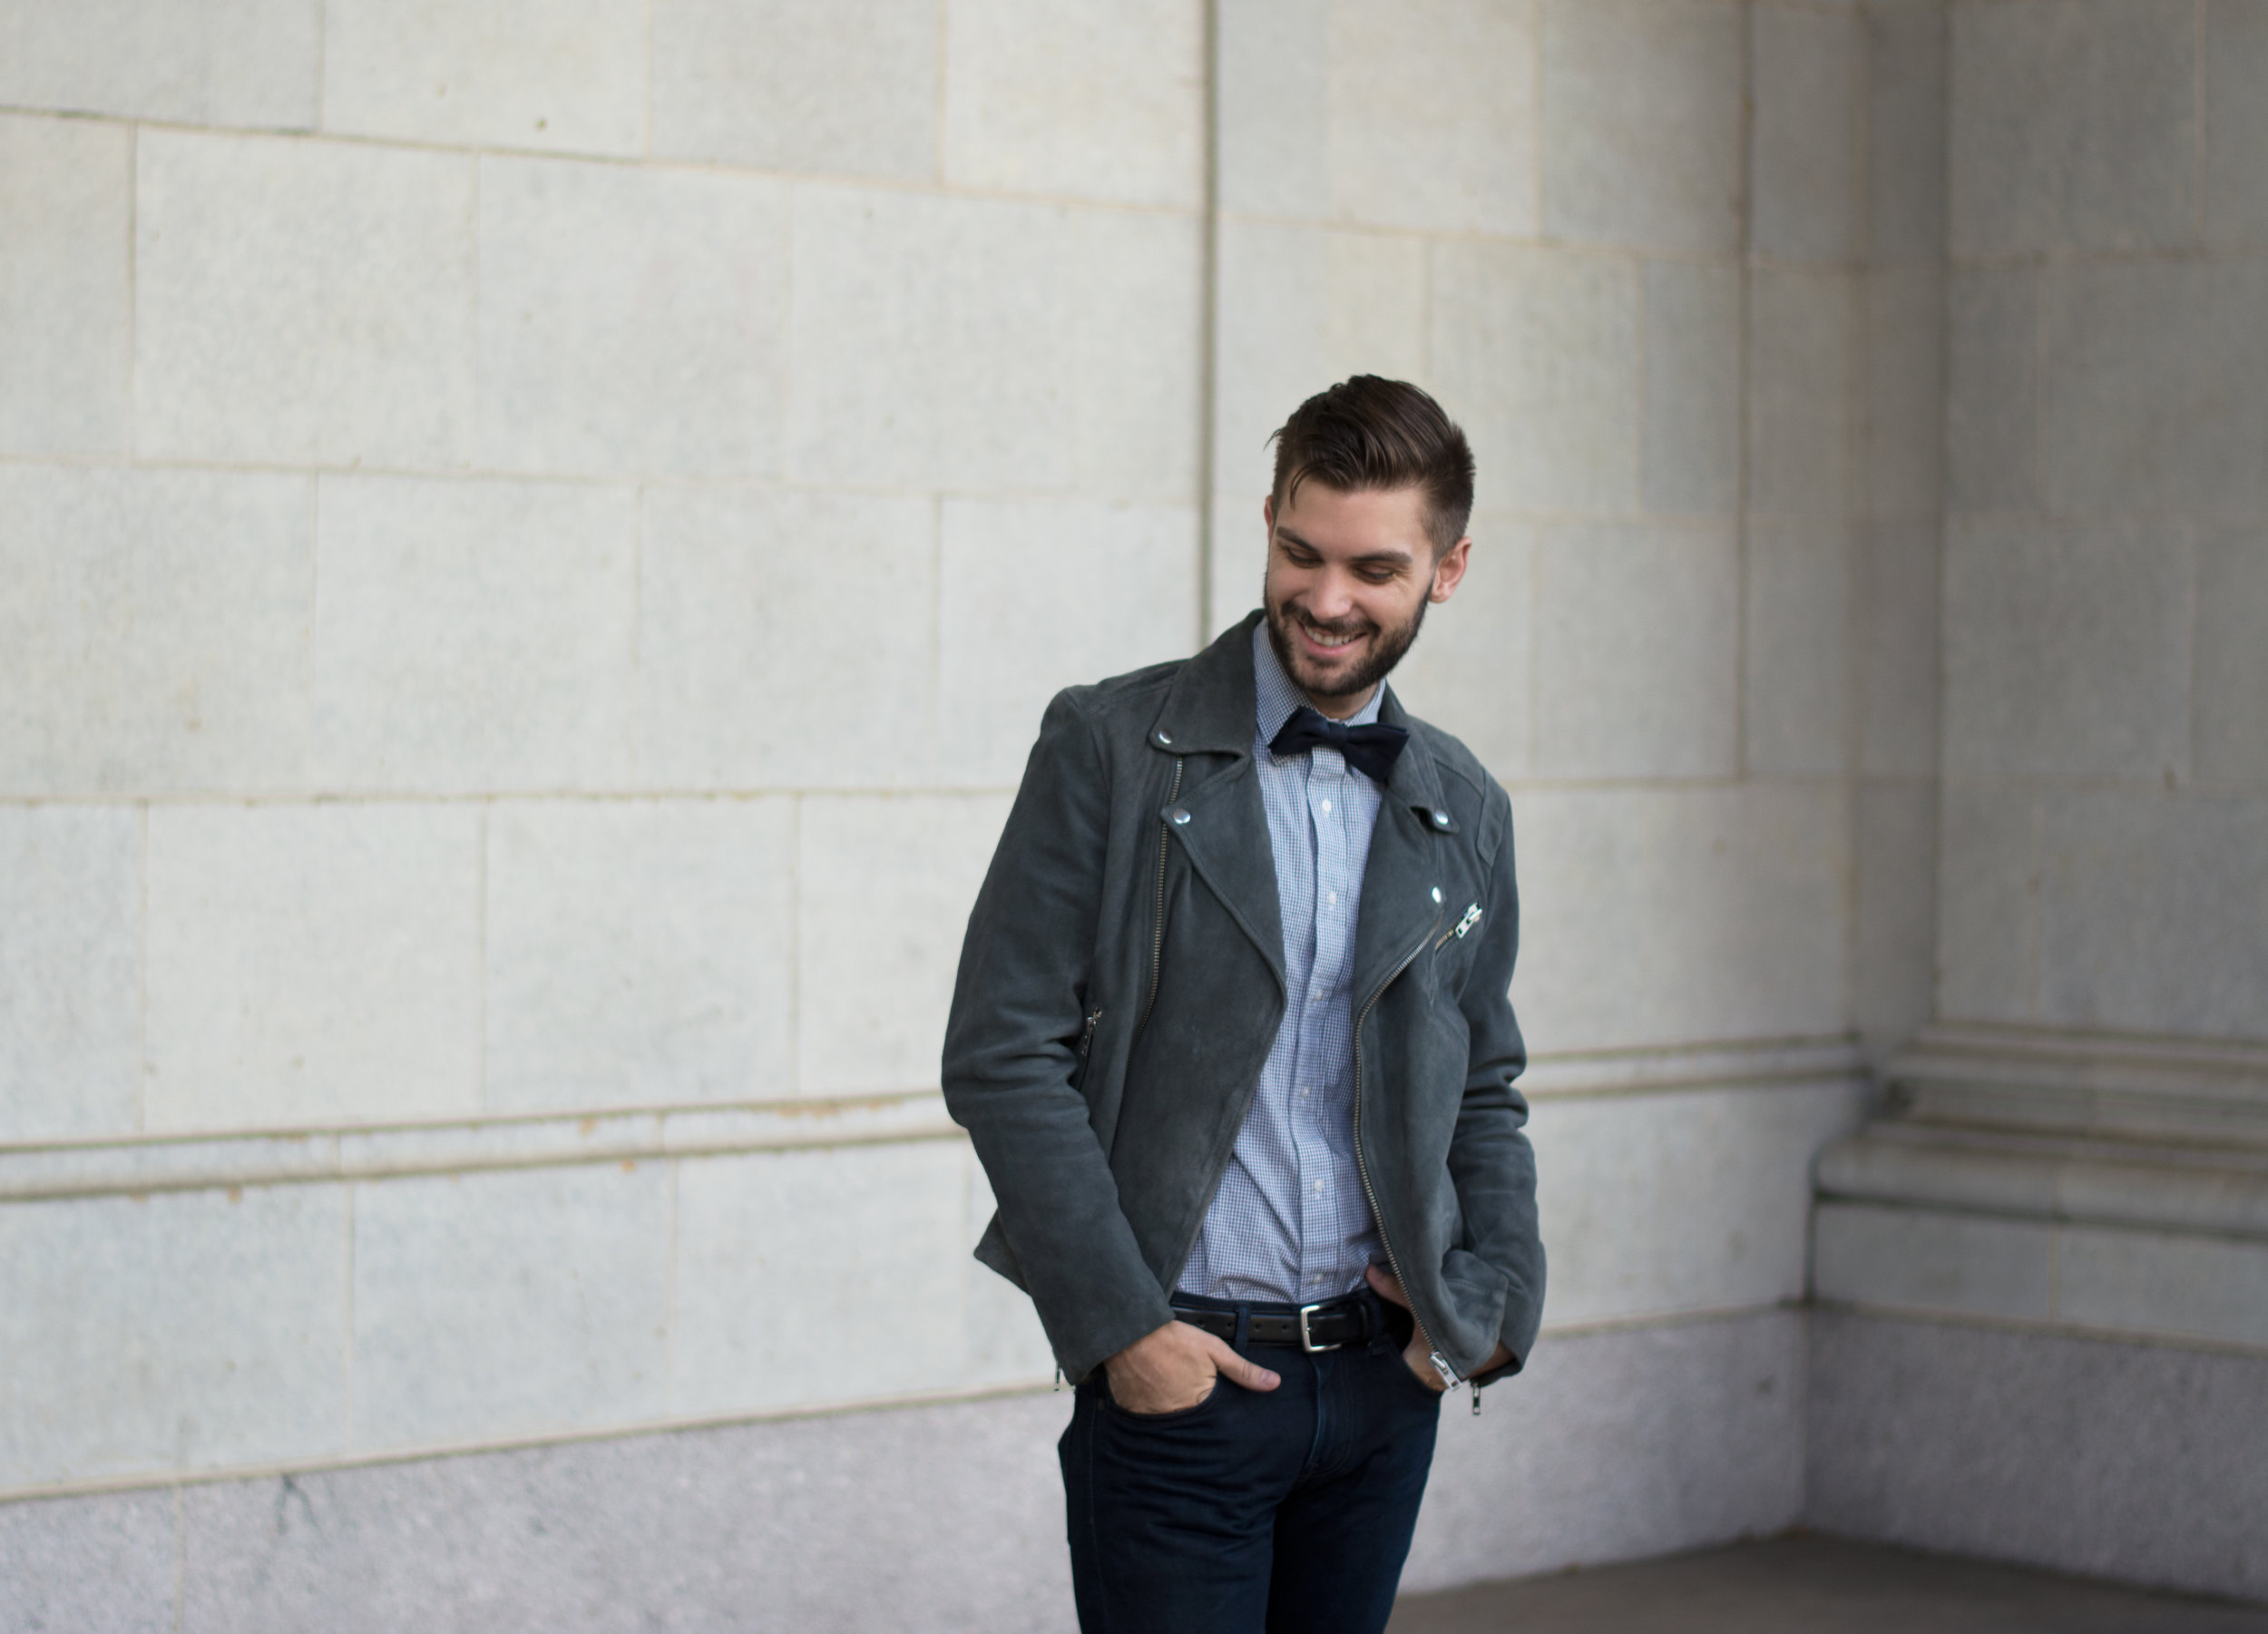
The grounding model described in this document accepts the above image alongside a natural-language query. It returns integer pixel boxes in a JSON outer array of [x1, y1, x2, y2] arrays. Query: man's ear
[[1429, 535, 1473, 604]]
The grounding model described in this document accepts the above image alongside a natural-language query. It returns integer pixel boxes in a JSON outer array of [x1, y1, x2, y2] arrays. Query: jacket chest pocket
[[1425, 898, 1485, 998]]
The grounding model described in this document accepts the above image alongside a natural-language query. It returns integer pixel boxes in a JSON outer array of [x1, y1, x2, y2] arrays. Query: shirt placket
[[1293, 746, 1351, 1298]]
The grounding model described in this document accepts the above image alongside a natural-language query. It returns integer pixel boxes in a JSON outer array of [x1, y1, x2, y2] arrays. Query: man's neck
[[1303, 683, 1377, 721]]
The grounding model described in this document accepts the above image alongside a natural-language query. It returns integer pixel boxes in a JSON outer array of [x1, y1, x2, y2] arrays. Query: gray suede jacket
[[943, 612, 1544, 1388]]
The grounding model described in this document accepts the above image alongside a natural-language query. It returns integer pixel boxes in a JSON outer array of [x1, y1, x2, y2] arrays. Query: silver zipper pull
[[1453, 904, 1483, 938], [1427, 1349, 1460, 1391]]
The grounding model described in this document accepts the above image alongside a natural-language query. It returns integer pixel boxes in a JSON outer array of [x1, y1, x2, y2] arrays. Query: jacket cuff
[[1468, 1347, 1525, 1388], [1060, 1291, 1180, 1385]]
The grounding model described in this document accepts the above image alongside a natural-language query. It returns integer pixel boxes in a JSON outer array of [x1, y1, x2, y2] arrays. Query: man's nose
[[1305, 569, 1359, 621]]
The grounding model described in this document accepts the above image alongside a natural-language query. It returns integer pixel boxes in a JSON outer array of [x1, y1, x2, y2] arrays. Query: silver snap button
[[1431, 886, 1442, 904], [1431, 808, 1452, 828], [1155, 729, 1173, 747], [1168, 807, 1191, 826]]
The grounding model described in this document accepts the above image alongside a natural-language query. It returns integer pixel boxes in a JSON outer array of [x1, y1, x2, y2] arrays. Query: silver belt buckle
[[1296, 1301, 1343, 1353]]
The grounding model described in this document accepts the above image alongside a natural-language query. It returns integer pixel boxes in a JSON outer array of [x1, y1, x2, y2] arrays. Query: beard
[[1264, 587, 1429, 704]]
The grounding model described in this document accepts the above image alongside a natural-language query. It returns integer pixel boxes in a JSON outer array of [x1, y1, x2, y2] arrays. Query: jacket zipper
[[1078, 1006, 1102, 1061], [1353, 905, 1449, 1383], [1133, 757, 1185, 1048], [1432, 903, 1482, 951]]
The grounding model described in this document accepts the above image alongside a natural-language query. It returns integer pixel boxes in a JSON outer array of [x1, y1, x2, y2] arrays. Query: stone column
[[1808, 0, 2268, 1601]]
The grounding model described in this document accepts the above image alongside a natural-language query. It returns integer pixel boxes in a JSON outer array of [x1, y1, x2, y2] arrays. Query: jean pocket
[[1374, 1342, 1447, 1403], [1100, 1375, 1225, 1425]]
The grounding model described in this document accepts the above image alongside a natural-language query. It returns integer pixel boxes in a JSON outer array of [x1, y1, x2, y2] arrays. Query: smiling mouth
[[1295, 618, 1370, 659]]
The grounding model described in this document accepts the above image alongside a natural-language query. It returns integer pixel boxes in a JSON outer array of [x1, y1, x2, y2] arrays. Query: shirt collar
[[1251, 618, 1383, 755]]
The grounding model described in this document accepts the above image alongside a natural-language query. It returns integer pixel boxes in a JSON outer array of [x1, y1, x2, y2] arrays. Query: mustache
[[1282, 603, 1376, 641]]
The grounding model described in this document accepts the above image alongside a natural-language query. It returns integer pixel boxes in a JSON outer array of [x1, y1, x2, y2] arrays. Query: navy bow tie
[[1269, 706, 1409, 784]]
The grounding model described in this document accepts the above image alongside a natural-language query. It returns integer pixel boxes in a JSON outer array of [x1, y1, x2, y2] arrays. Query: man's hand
[[1365, 1264, 1512, 1392], [1104, 1318, 1282, 1414]]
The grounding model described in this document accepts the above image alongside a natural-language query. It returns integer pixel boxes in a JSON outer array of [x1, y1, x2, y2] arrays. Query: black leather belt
[[1170, 1293, 1376, 1353]]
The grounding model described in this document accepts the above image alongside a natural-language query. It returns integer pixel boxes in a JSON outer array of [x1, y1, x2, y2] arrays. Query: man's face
[[1262, 483, 1471, 718]]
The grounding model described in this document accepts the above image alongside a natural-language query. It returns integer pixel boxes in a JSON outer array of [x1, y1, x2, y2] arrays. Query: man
[[943, 377, 1543, 1633]]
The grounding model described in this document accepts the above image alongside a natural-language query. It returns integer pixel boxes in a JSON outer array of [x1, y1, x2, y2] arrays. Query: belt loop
[[1233, 1302, 1251, 1351]]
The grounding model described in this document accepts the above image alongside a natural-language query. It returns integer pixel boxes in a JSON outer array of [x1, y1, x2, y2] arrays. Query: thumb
[[1203, 1333, 1281, 1392], [1364, 1263, 1409, 1307]]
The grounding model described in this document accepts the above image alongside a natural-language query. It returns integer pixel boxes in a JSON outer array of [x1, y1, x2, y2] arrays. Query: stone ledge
[[0, 1091, 961, 1203], [0, 1036, 1861, 1203], [1818, 1122, 2268, 1240], [1823, 1023, 2268, 1237], [1815, 1026, 2268, 1353], [1520, 1034, 1862, 1100], [1885, 1022, 2268, 1147]]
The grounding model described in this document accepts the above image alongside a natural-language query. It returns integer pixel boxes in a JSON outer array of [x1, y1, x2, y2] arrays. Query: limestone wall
[[1808, 0, 2268, 1602], [1934, 0, 2266, 1043], [0, 1, 1993, 1626]]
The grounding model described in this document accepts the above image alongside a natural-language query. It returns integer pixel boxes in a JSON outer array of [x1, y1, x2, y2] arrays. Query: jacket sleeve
[[942, 689, 1177, 1382], [1448, 781, 1545, 1382]]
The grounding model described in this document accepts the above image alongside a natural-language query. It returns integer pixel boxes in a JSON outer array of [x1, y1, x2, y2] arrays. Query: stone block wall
[[5, 0, 1208, 1521], [1932, 0, 2267, 1035], [44, 0, 2268, 1624], [1807, 0, 2268, 1603]]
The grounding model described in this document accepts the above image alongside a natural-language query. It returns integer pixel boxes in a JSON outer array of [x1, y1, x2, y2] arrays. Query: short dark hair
[[1267, 377, 1475, 554]]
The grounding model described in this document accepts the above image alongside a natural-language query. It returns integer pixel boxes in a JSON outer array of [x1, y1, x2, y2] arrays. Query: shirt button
[[1320, 798, 1332, 813], [1300, 1087, 1313, 1099]]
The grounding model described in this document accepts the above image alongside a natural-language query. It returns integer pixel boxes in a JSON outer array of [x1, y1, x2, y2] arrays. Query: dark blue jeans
[[1060, 1292, 1443, 1634]]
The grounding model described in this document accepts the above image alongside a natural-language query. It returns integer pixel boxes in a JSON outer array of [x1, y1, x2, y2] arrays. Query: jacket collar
[[1147, 612, 1265, 758]]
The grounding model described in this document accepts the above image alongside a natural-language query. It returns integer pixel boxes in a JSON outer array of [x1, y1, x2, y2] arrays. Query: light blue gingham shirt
[[1176, 622, 1386, 1305]]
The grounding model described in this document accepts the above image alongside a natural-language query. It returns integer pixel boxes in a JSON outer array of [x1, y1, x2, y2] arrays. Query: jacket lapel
[[1350, 683, 1454, 1006], [1146, 613, 1286, 992]]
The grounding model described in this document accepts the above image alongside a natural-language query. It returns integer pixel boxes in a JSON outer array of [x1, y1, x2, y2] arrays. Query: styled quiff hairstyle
[[1267, 376, 1475, 555]]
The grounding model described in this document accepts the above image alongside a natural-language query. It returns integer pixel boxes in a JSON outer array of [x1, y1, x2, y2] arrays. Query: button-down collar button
[[1155, 729, 1174, 748], [1168, 806, 1191, 826], [1431, 808, 1452, 829]]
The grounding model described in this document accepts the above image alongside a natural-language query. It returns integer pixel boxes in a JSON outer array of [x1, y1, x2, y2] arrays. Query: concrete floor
[[1390, 1536, 2268, 1634]]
